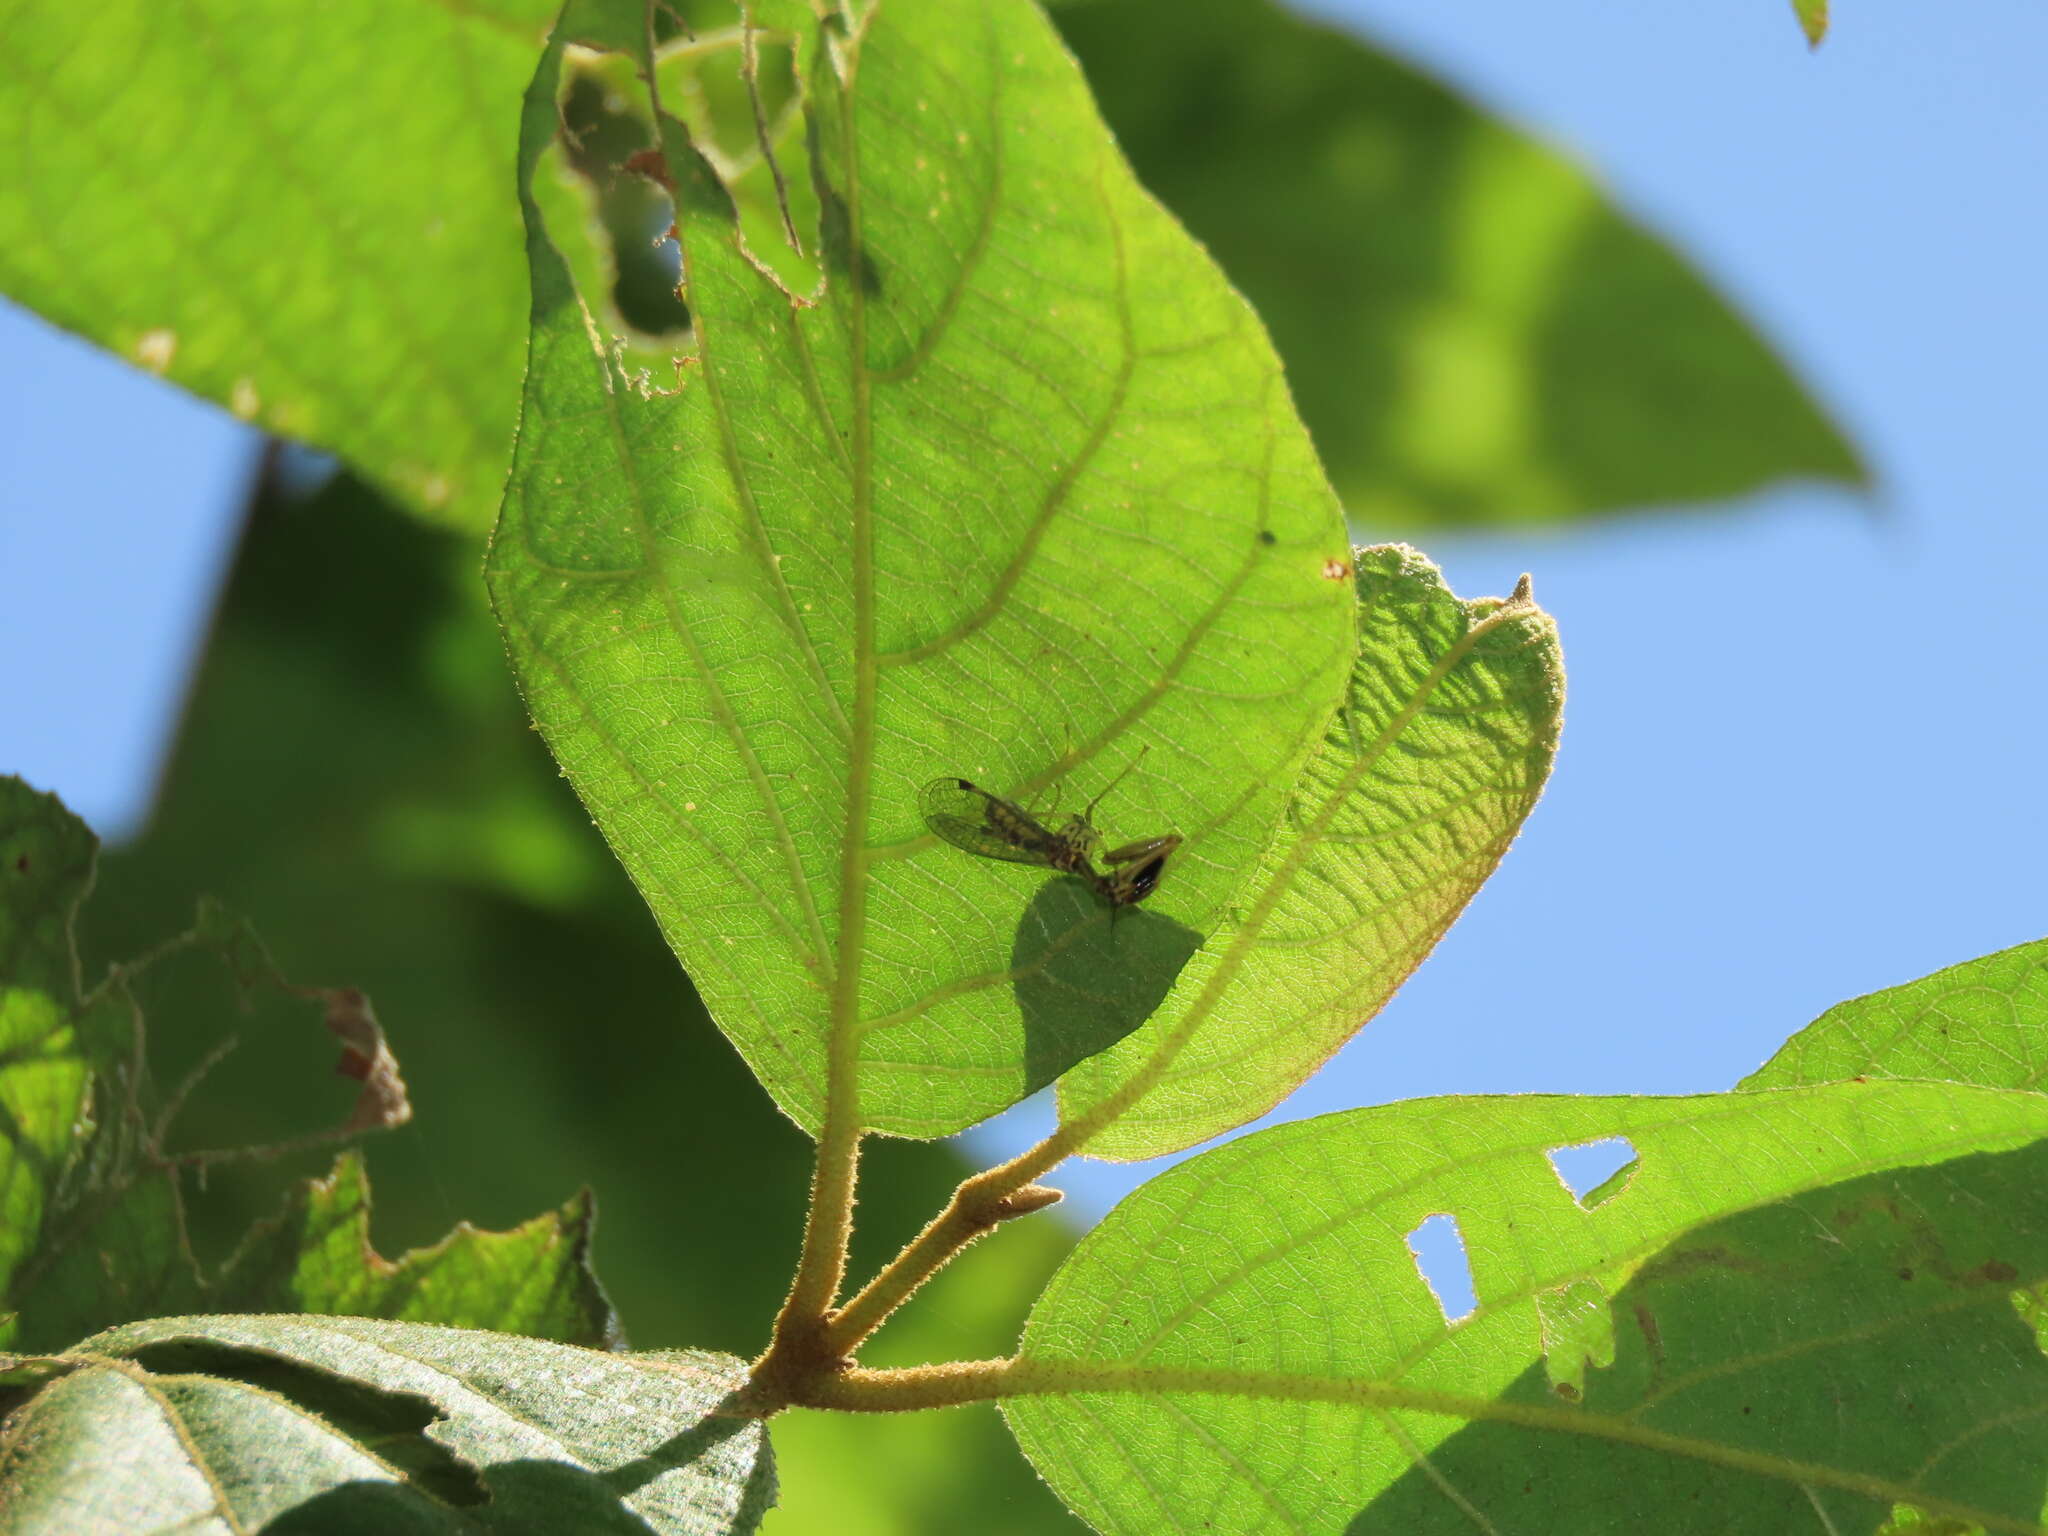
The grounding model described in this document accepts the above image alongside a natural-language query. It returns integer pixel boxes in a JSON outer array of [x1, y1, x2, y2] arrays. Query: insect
[[919, 760, 1182, 909]]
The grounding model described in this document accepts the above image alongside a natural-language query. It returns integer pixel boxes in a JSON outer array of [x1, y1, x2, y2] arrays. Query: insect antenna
[[1081, 743, 1150, 827]]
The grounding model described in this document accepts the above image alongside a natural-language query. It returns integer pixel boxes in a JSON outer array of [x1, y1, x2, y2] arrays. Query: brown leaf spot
[[1321, 558, 1352, 581]]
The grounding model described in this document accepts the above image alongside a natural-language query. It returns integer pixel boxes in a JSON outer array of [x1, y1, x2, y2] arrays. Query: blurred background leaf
[[80, 465, 1083, 1532], [1054, 0, 1864, 528], [0, 0, 1859, 534], [0, 776, 617, 1353]]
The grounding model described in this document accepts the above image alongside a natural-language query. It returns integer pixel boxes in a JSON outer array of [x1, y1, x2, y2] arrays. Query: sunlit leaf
[[489, 0, 1355, 1138], [1747, 936, 2048, 1092], [218, 1151, 619, 1347], [0, 0, 564, 529], [1060, 546, 1562, 1159], [1, 1315, 772, 1534], [1004, 1081, 2048, 1534]]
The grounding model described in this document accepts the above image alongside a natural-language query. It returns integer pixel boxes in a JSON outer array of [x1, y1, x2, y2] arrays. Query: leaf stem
[[825, 1180, 1062, 1355], [752, 37, 875, 1400]]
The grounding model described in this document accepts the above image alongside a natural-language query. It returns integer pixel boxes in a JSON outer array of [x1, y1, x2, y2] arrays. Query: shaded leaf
[[1004, 1082, 2048, 1534], [1357, 1140, 2048, 1532], [1060, 545, 1562, 1159], [489, 0, 1354, 1138], [0, 778, 611, 1352], [1, 1315, 772, 1535], [1747, 936, 2048, 1093], [1057, 0, 1864, 528]]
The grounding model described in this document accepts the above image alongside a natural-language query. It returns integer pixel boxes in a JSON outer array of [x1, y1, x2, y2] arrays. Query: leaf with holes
[[1001, 1079, 2048, 1535], [487, 0, 1355, 1137], [0, 1315, 772, 1534], [1058, 544, 1562, 1159]]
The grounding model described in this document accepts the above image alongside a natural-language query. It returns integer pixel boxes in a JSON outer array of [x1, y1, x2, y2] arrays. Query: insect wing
[[919, 778, 1063, 866]]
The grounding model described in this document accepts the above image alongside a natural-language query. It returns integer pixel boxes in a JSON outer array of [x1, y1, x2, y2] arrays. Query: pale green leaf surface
[[0, 0, 557, 530], [1, 1315, 772, 1535], [1005, 1082, 2048, 1534], [1060, 545, 1562, 1159], [488, 0, 1354, 1137], [1056, 0, 1863, 528], [1796, 0, 1831, 47], [1746, 937, 2048, 1093]]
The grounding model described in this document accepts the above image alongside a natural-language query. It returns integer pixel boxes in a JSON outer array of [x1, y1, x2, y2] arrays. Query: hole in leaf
[[126, 1340, 488, 1507], [1547, 1137, 1638, 1208], [558, 61, 692, 337], [1406, 1213, 1476, 1322]]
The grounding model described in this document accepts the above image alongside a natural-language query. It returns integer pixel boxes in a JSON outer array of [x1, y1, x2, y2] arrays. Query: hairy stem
[[750, 33, 875, 1401]]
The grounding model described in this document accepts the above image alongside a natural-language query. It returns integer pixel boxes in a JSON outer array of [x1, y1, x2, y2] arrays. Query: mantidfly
[[919, 751, 1182, 910]]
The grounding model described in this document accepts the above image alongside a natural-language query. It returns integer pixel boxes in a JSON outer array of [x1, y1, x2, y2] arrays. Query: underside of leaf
[[489, 0, 1355, 1139]]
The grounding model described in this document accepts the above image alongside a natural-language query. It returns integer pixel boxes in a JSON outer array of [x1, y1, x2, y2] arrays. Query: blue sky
[[2, 1, 2042, 1243]]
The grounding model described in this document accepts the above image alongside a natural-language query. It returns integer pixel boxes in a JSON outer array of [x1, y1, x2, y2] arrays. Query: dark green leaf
[[0, 777, 613, 1351]]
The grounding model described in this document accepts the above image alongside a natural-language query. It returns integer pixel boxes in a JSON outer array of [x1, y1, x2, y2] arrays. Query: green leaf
[[218, 1150, 619, 1347], [0, 1315, 772, 1534], [0, 0, 558, 530], [1353, 1141, 2048, 1532], [1795, 0, 1831, 47], [1057, 0, 1865, 528], [1058, 545, 1562, 1159], [1003, 1082, 2048, 1534], [488, 0, 1355, 1138], [0, 780, 98, 1326], [0, 777, 614, 1351], [1746, 937, 2048, 1092], [95, 469, 1087, 1532]]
